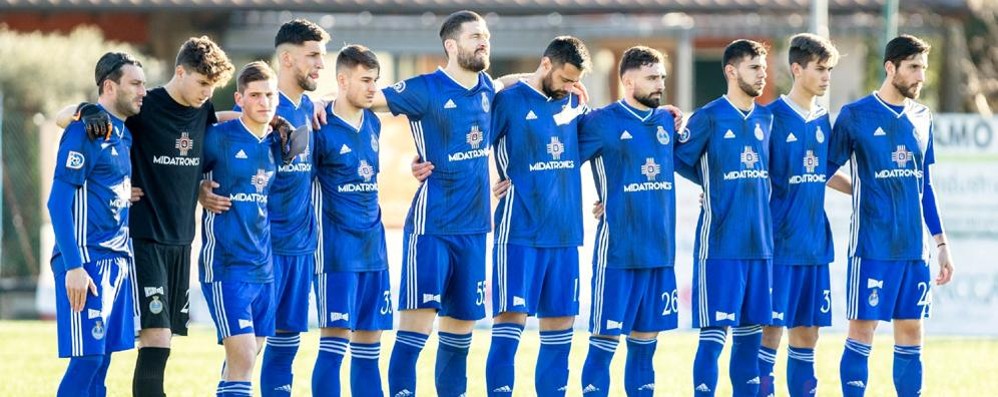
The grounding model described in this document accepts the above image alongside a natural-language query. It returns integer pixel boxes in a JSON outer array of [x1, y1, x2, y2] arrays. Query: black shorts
[[133, 239, 191, 335]]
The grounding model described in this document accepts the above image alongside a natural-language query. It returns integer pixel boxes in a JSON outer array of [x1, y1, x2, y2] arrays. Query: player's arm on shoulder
[[492, 73, 531, 92], [826, 171, 851, 194], [673, 110, 710, 183], [216, 110, 240, 122]]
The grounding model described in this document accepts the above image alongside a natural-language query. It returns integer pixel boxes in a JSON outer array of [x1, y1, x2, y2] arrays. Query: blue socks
[[388, 331, 428, 397], [435, 332, 473, 397], [840, 338, 871, 397], [787, 346, 816, 397], [580, 336, 618, 396], [312, 336, 348, 397], [757, 345, 777, 397], [58, 354, 104, 397], [536, 328, 573, 396], [216, 381, 252, 396], [730, 325, 763, 397], [350, 342, 383, 397], [486, 323, 523, 396], [624, 337, 657, 396], [893, 345, 922, 397], [261, 332, 301, 397], [693, 327, 727, 396], [89, 354, 112, 397]]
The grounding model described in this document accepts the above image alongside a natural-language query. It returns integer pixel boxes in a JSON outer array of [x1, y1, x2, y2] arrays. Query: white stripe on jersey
[[212, 282, 230, 338], [317, 273, 327, 328], [71, 309, 82, 356], [405, 233, 419, 310], [410, 121, 428, 234], [312, 180, 324, 274], [202, 171, 217, 282], [591, 156, 609, 335], [847, 154, 861, 319], [74, 182, 90, 264], [128, 241, 141, 321], [494, 135, 514, 313], [697, 154, 713, 327]]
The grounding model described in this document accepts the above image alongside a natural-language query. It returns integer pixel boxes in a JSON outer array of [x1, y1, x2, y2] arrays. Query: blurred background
[[1, 0, 996, 336]]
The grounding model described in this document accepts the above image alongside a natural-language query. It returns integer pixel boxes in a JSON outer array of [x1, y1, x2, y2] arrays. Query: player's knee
[[628, 331, 658, 341], [893, 320, 923, 345], [847, 320, 877, 343], [494, 312, 527, 326], [222, 336, 259, 379], [320, 327, 352, 339], [438, 316, 475, 334], [788, 326, 819, 348], [138, 328, 172, 348], [352, 330, 383, 344], [761, 326, 783, 348], [398, 309, 436, 334], [538, 316, 574, 331]]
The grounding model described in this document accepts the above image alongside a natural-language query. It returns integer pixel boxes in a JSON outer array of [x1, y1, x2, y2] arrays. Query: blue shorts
[[201, 280, 275, 343], [589, 266, 678, 336], [54, 256, 135, 358], [770, 264, 832, 328], [272, 254, 313, 332], [692, 259, 772, 328], [399, 233, 486, 321], [846, 258, 931, 321], [314, 270, 393, 331], [492, 244, 579, 318]]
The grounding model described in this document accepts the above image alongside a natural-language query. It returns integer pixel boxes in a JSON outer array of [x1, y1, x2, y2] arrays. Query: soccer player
[[56, 37, 235, 397], [48, 51, 145, 397], [828, 34, 954, 397], [574, 46, 678, 397], [310, 44, 391, 397], [484, 36, 590, 396], [256, 19, 328, 397], [674, 39, 774, 397], [375, 10, 495, 397], [757, 33, 849, 397], [199, 61, 281, 397]]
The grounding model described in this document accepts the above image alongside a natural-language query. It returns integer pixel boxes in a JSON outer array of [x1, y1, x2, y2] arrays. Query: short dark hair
[[336, 44, 380, 72], [275, 18, 330, 48], [175, 36, 235, 86], [237, 61, 276, 93], [788, 33, 839, 68], [618, 46, 666, 77], [884, 34, 930, 67], [95, 52, 142, 95], [439, 10, 485, 44], [722, 39, 768, 69], [543, 36, 592, 72]]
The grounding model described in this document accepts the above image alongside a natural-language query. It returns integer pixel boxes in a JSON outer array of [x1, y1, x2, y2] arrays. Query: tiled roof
[[0, 0, 970, 14]]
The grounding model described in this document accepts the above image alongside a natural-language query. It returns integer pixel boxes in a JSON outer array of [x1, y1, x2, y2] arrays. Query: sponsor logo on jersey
[[679, 128, 691, 143], [620, 130, 633, 140], [109, 177, 131, 222], [235, 150, 248, 159], [786, 132, 798, 143], [724, 130, 736, 139], [816, 126, 825, 143], [392, 81, 406, 93], [337, 160, 378, 192], [525, 110, 538, 120], [625, 158, 672, 192], [239, 319, 253, 329], [444, 99, 457, 109], [754, 123, 765, 140], [529, 136, 574, 171], [891, 145, 913, 168], [66, 151, 85, 169], [340, 144, 352, 154], [641, 158, 661, 180], [724, 147, 768, 180], [153, 155, 200, 166], [176, 132, 194, 156], [481, 92, 490, 112], [789, 150, 826, 184], [358, 160, 375, 182], [449, 125, 489, 162], [657, 125, 670, 145], [278, 163, 312, 173], [715, 311, 735, 321], [873, 127, 886, 136], [229, 192, 268, 203], [251, 169, 271, 193]]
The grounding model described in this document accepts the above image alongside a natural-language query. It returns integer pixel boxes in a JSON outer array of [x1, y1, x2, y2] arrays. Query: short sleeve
[[202, 125, 221, 173], [206, 100, 218, 125], [828, 106, 854, 166], [489, 92, 512, 147], [674, 110, 712, 180], [53, 123, 100, 187], [577, 112, 604, 162], [383, 75, 429, 118]]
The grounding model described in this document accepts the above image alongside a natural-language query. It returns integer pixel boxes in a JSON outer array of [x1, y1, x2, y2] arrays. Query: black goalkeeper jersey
[[127, 87, 217, 245]]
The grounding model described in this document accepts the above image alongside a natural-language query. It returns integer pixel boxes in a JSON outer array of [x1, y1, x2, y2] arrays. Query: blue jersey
[[313, 106, 388, 273], [766, 96, 834, 265], [675, 96, 774, 260], [51, 110, 132, 267], [579, 100, 677, 269], [236, 93, 317, 255], [492, 81, 584, 248], [199, 120, 277, 283], [828, 93, 935, 261], [383, 68, 495, 235]]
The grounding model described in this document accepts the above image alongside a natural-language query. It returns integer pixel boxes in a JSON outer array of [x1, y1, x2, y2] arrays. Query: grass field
[[2, 321, 997, 396]]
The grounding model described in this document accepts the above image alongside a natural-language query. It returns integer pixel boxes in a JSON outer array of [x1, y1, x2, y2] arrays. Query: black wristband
[[937, 242, 947, 248]]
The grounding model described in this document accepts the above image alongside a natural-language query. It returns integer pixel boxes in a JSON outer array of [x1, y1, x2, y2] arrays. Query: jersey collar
[[436, 67, 484, 92], [279, 91, 305, 110], [721, 95, 755, 120], [872, 91, 911, 119], [329, 102, 364, 133], [778, 95, 827, 122], [237, 118, 271, 143], [616, 99, 654, 122]]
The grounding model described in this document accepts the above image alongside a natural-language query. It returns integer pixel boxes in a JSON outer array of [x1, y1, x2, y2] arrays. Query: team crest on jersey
[[251, 169, 271, 193], [467, 124, 484, 149], [358, 160, 375, 182], [891, 145, 912, 168], [547, 136, 565, 160], [679, 128, 691, 143], [816, 126, 825, 143], [754, 123, 764, 141], [481, 92, 490, 112], [392, 81, 406, 93], [66, 151, 85, 170], [657, 125, 670, 145], [149, 296, 164, 314], [803, 150, 819, 173], [176, 132, 194, 156], [371, 134, 379, 152], [868, 289, 880, 307], [92, 319, 106, 340], [641, 158, 661, 181], [740, 146, 760, 169]]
